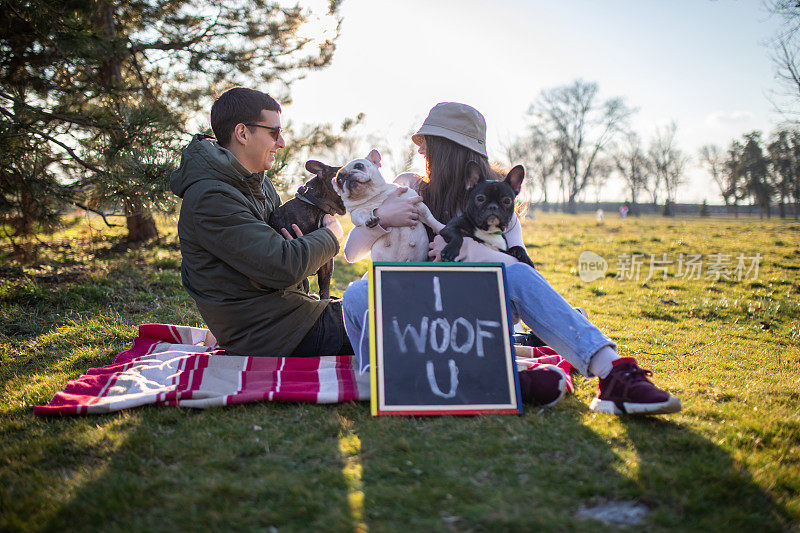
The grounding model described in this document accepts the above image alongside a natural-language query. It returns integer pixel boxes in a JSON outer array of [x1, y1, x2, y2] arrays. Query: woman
[[341, 103, 681, 415]]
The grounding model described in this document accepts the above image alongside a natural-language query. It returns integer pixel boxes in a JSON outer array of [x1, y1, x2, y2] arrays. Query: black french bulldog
[[269, 160, 346, 300], [439, 162, 535, 268]]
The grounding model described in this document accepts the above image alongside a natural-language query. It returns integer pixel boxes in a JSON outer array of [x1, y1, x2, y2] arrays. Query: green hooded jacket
[[169, 134, 340, 355]]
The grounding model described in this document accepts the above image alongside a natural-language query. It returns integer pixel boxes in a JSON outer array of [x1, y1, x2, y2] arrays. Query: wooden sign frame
[[368, 262, 522, 416]]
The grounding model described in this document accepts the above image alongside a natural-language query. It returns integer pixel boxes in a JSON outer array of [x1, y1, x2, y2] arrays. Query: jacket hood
[[170, 134, 262, 198]]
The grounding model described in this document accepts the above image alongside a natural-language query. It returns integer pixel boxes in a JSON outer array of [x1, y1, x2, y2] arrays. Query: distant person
[[341, 102, 681, 415], [620, 203, 629, 220], [597, 208, 604, 222], [169, 87, 351, 357]]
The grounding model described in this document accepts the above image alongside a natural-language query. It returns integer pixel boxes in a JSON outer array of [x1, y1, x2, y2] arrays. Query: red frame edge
[[376, 407, 520, 416]]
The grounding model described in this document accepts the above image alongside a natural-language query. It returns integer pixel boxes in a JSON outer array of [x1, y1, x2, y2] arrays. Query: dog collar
[[295, 187, 337, 216], [294, 191, 318, 208]]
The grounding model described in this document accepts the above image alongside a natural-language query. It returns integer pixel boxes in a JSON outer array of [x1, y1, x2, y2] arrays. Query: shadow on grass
[[620, 416, 789, 531], [350, 398, 790, 531], [34, 404, 355, 532], [350, 398, 634, 531]]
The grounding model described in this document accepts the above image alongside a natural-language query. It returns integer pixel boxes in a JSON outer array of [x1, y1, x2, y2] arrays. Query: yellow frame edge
[[368, 266, 378, 416]]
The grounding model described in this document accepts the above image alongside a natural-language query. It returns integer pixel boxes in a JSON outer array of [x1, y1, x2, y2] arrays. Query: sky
[[277, 0, 790, 203]]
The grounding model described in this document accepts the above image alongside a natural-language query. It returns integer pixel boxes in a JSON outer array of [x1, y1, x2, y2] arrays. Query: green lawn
[[1, 213, 799, 532]]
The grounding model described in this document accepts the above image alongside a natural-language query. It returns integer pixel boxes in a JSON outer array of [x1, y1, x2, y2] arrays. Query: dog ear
[[465, 161, 484, 190], [366, 149, 382, 167], [505, 165, 525, 195], [305, 160, 324, 175]]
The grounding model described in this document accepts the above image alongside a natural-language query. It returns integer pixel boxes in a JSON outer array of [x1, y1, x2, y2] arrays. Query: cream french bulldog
[[333, 149, 443, 262]]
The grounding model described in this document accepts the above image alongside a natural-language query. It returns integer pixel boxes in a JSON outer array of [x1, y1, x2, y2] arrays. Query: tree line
[[504, 79, 800, 219], [699, 130, 800, 219], [505, 79, 674, 215]]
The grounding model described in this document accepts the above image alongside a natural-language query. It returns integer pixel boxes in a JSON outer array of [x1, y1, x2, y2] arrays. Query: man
[[170, 87, 350, 356]]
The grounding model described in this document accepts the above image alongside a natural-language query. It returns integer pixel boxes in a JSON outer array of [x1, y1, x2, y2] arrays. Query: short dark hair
[[210, 87, 281, 147]]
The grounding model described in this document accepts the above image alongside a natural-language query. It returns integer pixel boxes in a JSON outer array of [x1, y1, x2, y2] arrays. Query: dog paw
[[440, 245, 459, 262]]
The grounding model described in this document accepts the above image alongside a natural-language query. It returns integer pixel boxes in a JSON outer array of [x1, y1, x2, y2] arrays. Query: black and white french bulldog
[[439, 162, 535, 268], [333, 149, 443, 262]]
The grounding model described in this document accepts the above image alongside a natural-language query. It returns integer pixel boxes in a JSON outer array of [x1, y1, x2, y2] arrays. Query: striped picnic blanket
[[33, 323, 572, 416]]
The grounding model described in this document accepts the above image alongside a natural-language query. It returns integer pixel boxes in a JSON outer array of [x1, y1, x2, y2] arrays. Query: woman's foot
[[589, 357, 681, 415], [518, 365, 568, 408]]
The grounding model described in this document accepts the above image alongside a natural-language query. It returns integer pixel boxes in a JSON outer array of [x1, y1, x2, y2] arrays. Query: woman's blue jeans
[[341, 262, 615, 377]]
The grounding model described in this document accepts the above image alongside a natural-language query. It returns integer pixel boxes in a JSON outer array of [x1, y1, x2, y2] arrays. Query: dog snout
[[333, 198, 347, 215], [335, 172, 349, 190], [338, 171, 366, 194], [485, 203, 501, 215]]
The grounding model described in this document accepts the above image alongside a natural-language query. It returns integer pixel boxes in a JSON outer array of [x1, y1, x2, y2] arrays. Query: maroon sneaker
[[589, 357, 681, 415], [518, 365, 567, 408]]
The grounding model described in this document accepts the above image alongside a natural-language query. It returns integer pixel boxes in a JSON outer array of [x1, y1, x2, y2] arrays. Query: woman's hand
[[374, 187, 422, 228], [322, 214, 344, 242], [428, 235, 468, 262]]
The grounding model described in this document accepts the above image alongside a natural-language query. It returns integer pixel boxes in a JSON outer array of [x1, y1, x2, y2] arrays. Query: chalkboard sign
[[368, 262, 522, 416]]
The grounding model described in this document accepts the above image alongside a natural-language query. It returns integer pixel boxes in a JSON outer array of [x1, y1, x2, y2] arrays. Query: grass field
[[1, 213, 799, 532]]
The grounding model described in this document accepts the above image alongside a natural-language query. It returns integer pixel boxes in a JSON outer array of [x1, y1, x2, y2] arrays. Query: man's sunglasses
[[245, 123, 282, 141]]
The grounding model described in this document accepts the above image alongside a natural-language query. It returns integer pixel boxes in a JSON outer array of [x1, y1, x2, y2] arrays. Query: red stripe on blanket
[[163, 354, 210, 405], [246, 357, 285, 372], [240, 371, 278, 397], [336, 355, 358, 402], [33, 373, 117, 415], [137, 323, 177, 342], [114, 336, 162, 364], [168, 325, 183, 344]]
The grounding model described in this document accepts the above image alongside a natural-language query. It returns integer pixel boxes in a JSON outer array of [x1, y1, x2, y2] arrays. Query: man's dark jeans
[[290, 299, 354, 357]]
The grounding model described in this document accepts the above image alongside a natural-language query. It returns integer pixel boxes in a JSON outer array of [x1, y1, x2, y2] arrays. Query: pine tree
[[1, 0, 343, 243], [741, 132, 773, 219], [789, 131, 800, 219], [767, 129, 797, 218], [723, 140, 747, 218]]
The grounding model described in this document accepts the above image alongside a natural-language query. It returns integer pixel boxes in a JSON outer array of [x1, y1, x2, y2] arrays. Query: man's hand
[[428, 234, 468, 262], [374, 187, 423, 228], [280, 224, 303, 241], [323, 214, 344, 243]]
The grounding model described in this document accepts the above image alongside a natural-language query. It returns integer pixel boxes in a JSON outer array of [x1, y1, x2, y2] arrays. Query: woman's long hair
[[419, 135, 492, 223]]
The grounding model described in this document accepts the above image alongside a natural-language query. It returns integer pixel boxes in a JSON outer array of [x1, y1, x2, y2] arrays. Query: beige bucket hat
[[411, 102, 487, 157]]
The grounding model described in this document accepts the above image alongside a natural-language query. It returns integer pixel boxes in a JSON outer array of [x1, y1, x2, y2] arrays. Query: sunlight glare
[[338, 415, 367, 533]]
